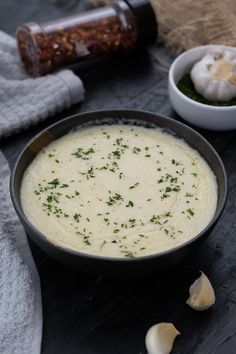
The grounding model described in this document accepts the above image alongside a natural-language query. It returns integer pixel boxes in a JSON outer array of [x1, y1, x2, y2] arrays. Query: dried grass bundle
[[152, 0, 236, 53]]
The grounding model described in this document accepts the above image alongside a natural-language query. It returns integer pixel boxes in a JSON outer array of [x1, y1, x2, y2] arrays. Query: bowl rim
[[169, 44, 236, 110], [10, 109, 228, 263]]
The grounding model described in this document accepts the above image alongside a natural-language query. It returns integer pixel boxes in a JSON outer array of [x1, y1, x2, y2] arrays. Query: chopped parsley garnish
[[72, 147, 95, 160], [48, 178, 60, 188], [76, 230, 92, 245], [161, 193, 170, 200], [100, 240, 107, 249], [106, 193, 123, 206], [73, 213, 81, 223], [129, 182, 140, 189], [126, 200, 134, 207], [132, 147, 141, 154], [113, 229, 120, 233], [150, 215, 160, 224], [172, 185, 181, 192], [46, 195, 59, 203], [111, 150, 121, 159], [185, 193, 193, 197], [172, 159, 182, 166], [187, 208, 195, 216], [80, 167, 95, 179], [121, 251, 135, 258]]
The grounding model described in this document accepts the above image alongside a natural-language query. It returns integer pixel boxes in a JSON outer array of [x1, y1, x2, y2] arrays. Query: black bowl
[[10, 110, 227, 276]]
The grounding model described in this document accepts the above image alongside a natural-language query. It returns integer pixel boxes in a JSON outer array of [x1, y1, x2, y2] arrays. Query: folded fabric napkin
[[0, 30, 85, 353], [0, 30, 85, 138], [0, 152, 42, 354]]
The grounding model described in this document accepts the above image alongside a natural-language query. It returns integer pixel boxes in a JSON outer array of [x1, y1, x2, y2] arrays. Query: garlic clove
[[186, 272, 215, 311], [145, 322, 180, 354]]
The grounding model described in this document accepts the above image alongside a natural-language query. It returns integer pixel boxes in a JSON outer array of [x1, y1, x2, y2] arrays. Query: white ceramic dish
[[168, 45, 236, 131]]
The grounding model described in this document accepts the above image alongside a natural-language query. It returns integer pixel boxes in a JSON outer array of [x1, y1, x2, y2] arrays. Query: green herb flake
[[72, 147, 95, 160], [129, 182, 140, 189], [106, 193, 123, 206], [60, 183, 69, 188], [48, 178, 60, 188], [73, 213, 81, 223], [80, 167, 95, 180], [113, 229, 120, 233], [186, 208, 195, 216], [150, 215, 160, 224], [126, 200, 134, 207], [122, 251, 135, 258], [100, 240, 107, 249], [185, 193, 193, 197], [172, 159, 182, 166], [132, 147, 141, 154]]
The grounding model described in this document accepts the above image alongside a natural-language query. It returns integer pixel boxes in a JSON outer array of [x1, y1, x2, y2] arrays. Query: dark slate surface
[[1, 1, 236, 353]]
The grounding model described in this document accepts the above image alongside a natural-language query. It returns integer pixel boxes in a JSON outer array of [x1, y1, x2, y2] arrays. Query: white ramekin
[[168, 45, 236, 131]]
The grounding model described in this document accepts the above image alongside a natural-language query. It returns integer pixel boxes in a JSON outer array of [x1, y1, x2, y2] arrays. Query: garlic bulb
[[145, 323, 180, 354], [191, 47, 236, 101], [186, 272, 215, 311]]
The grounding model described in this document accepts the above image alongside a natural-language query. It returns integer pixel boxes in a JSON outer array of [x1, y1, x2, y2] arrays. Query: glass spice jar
[[17, 0, 157, 77]]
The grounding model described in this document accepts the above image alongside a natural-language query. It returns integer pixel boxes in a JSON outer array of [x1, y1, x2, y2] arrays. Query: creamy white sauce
[[21, 125, 218, 258]]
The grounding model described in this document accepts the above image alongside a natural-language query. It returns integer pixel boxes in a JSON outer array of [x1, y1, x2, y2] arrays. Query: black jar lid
[[125, 0, 158, 45]]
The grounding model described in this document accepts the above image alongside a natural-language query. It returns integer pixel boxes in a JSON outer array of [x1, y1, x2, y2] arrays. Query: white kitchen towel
[[0, 151, 42, 354], [0, 30, 85, 138]]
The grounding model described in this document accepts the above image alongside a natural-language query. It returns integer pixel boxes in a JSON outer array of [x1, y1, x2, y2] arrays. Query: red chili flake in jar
[[17, 0, 157, 76]]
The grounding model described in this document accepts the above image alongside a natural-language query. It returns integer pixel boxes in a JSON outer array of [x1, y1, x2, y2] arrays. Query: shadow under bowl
[[10, 110, 227, 276]]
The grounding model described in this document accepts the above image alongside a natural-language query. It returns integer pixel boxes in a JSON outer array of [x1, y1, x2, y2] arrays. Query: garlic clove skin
[[145, 323, 180, 354], [208, 47, 225, 60], [186, 272, 215, 311], [191, 48, 236, 102]]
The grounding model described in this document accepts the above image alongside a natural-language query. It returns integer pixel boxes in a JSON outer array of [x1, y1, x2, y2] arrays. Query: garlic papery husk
[[145, 323, 180, 354], [186, 272, 215, 311], [191, 48, 236, 101]]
